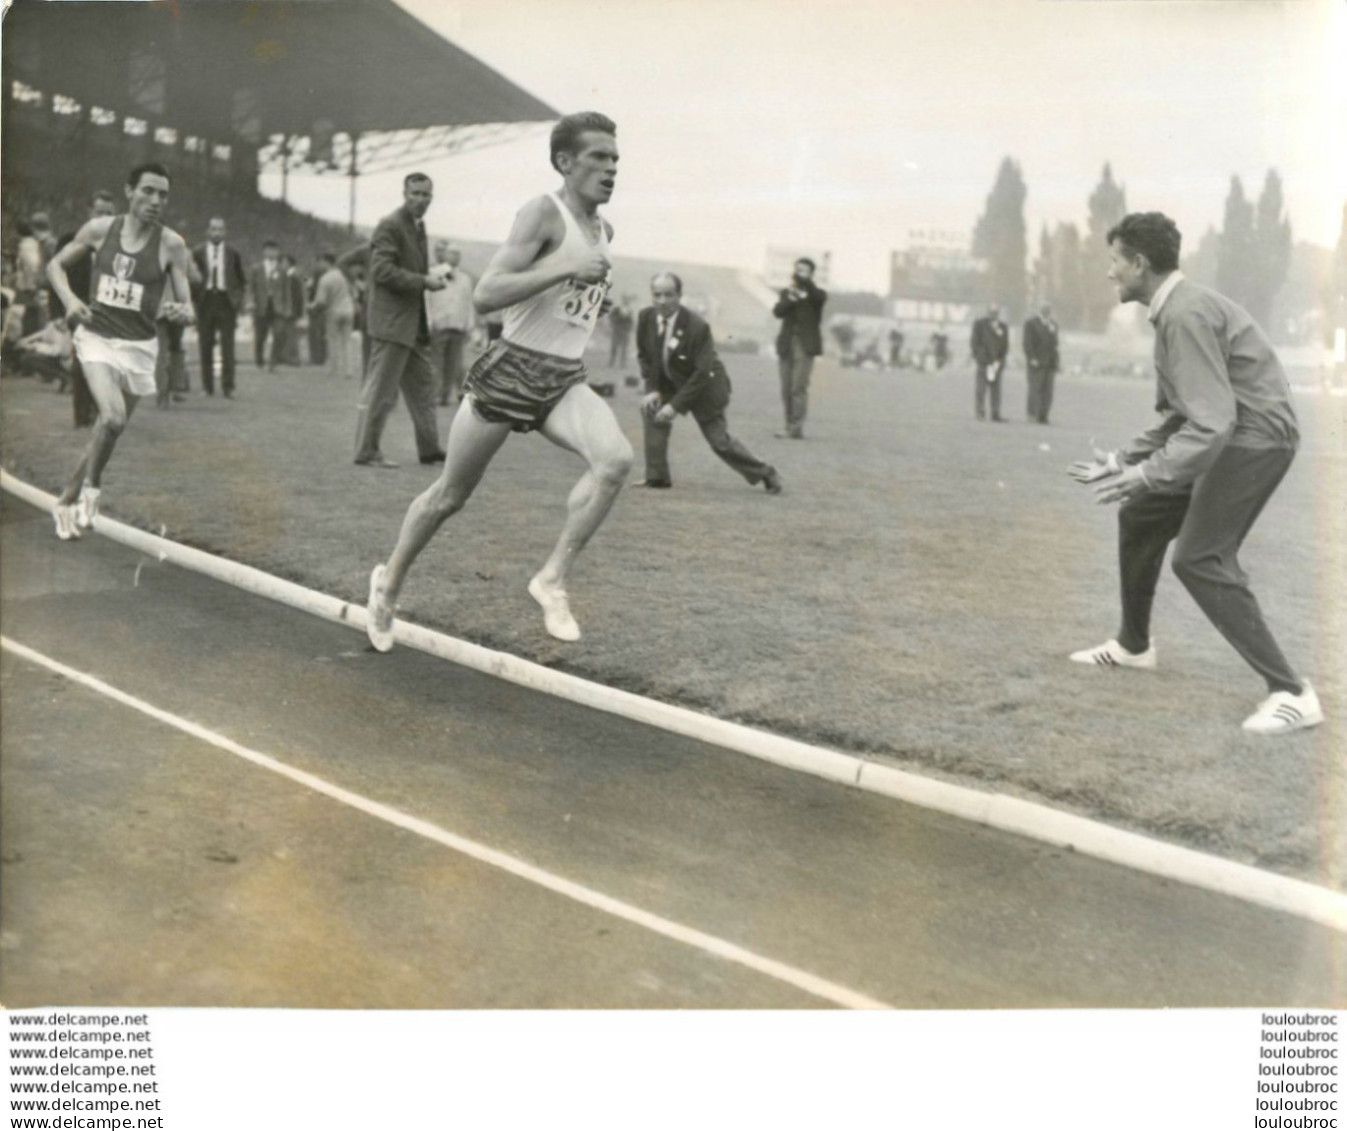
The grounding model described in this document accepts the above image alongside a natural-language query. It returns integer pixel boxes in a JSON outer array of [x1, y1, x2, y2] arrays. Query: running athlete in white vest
[[366, 112, 632, 647], [46, 162, 195, 540]]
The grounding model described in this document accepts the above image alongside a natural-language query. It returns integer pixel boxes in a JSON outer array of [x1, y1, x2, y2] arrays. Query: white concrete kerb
[[4, 468, 1344, 934]]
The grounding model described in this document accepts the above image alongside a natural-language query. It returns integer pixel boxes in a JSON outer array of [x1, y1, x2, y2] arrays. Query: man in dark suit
[[636, 273, 781, 494], [191, 217, 247, 397], [352, 173, 446, 468], [249, 240, 292, 372], [772, 257, 827, 439], [970, 303, 1009, 421], [1023, 302, 1060, 424]]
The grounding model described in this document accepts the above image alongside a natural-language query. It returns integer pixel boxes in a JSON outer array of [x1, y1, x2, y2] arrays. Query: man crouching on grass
[[1067, 211, 1322, 736]]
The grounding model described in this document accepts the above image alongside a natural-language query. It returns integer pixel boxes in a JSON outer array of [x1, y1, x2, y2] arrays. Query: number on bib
[[554, 278, 607, 330], [96, 273, 144, 312]]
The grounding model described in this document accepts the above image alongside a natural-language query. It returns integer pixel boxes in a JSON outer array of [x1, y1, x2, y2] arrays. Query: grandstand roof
[[2, 0, 557, 141]]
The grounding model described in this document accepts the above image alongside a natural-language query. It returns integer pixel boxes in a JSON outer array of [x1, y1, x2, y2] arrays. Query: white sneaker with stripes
[[53, 503, 81, 541], [1242, 682, 1324, 735], [74, 485, 101, 530], [1068, 638, 1157, 669]]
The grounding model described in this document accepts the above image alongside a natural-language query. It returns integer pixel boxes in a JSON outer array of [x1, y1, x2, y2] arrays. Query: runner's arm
[[46, 218, 111, 323], [159, 232, 196, 324], [474, 196, 604, 315]]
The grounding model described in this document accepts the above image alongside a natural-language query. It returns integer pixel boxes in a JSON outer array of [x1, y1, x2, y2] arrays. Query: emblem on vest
[[113, 252, 136, 282]]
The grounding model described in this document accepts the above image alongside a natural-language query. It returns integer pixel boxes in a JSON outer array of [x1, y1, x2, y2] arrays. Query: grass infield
[[2, 345, 1342, 888]]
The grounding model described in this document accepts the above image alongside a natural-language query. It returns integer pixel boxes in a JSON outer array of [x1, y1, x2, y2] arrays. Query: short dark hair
[[550, 111, 617, 173], [126, 162, 171, 190], [795, 257, 816, 273], [1106, 212, 1181, 274], [651, 271, 683, 295], [92, 189, 116, 207], [263, 240, 279, 251], [404, 172, 432, 190], [319, 251, 335, 265]]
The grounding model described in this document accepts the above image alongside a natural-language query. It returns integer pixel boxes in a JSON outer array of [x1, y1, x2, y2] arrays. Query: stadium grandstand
[[1, 0, 557, 264]]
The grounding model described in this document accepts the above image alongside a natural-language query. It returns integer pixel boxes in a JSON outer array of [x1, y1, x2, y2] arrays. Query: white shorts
[[72, 327, 158, 397]]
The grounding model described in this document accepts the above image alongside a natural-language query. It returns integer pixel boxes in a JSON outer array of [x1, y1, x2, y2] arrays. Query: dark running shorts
[[464, 339, 589, 433]]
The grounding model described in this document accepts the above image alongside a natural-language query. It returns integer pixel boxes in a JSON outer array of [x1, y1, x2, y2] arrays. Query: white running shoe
[[528, 575, 581, 642], [1069, 638, 1157, 669], [74, 486, 101, 530], [366, 564, 396, 653], [1242, 682, 1324, 735], [53, 504, 81, 541]]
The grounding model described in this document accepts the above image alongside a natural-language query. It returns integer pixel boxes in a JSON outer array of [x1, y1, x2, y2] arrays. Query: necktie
[[416, 220, 427, 265]]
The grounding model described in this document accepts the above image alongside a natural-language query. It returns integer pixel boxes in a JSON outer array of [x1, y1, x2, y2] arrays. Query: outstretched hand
[[1068, 443, 1119, 484], [1092, 464, 1149, 505]]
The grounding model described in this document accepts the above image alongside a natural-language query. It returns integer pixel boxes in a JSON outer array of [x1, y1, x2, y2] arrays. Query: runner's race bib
[[554, 277, 609, 330], [95, 272, 145, 312]]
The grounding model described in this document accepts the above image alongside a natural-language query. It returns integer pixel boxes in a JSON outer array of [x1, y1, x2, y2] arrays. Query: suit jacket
[[970, 316, 1009, 366], [772, 280, 827, 358], [191, 242, 247, 312], [249, 260, 295, 319], [1022, 315, 1059, 371], [637, 305, 731, 421], [367, 205, 432, 346]]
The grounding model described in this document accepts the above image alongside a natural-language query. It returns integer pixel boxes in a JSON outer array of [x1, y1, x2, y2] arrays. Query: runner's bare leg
[[380, 396, 513, 603], [534, 383, 633, 590]]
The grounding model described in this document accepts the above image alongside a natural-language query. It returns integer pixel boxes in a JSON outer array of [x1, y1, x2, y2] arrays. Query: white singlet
[[501, 191, 610, 361]]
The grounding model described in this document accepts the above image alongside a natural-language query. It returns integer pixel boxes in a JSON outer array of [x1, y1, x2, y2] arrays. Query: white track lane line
[[1, 635, 892, 1011]]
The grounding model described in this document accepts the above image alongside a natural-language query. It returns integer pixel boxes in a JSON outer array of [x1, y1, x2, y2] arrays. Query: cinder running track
[[1, 495, 1341, 1009]]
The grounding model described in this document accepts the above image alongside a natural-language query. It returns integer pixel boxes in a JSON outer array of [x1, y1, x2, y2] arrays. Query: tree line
[[972, 159, 1309, 335]]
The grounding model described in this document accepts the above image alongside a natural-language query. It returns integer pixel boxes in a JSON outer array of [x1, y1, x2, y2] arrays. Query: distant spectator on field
[[281, 253, 306, 365], [13, 219, 46, 337], [607, 293, 634, 368], [249, 240, 292, 372], [425, 239, 475, 405], [931, 329, 950, 369], [309, 251, 356, 380], [1023, 302, 1060, 424], [888, 325, 905, 368], [772, 257, 827, 439], [305, 260, 328, 368], [191, 216, 247, 397], [970, 303, 1009, 421]]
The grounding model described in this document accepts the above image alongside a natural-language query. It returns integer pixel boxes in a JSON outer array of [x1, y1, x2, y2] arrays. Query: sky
[[264, 0, 1347, 293]]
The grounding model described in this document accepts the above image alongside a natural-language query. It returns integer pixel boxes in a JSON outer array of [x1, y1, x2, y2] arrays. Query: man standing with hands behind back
[[192, 217, 246, 397], [772, 257, 826, 439], [353, 173, 446, 468], [1023, 301, 1060, 424]]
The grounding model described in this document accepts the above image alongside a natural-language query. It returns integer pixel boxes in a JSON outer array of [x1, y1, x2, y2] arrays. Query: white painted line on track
[[0, 634, 892, 1011], [3, 469, 1345, 935]]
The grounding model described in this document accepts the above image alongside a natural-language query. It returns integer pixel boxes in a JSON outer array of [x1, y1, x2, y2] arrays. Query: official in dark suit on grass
[[352, 173, 446, 468], [191, 217, 247, 396], [970, 303, 1009, 421], [635, 273, 781, 494], [772, 257, 826, 439], [1023, 302, 1060, 424], [248, 241, 293, 372]]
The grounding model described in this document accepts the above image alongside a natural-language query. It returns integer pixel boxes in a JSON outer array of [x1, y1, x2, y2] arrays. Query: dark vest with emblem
[[89, 216, 165, 341]]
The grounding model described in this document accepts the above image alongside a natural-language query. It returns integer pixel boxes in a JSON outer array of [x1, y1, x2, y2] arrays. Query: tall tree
[[971, 157, 1028, 319], [1033, 222, 1085, 330], [1082, 163, 1127, 332], [1215, 175, 1257, 313], [1182, 226, 1221, 288], [1249, 169, 1293, 330]]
